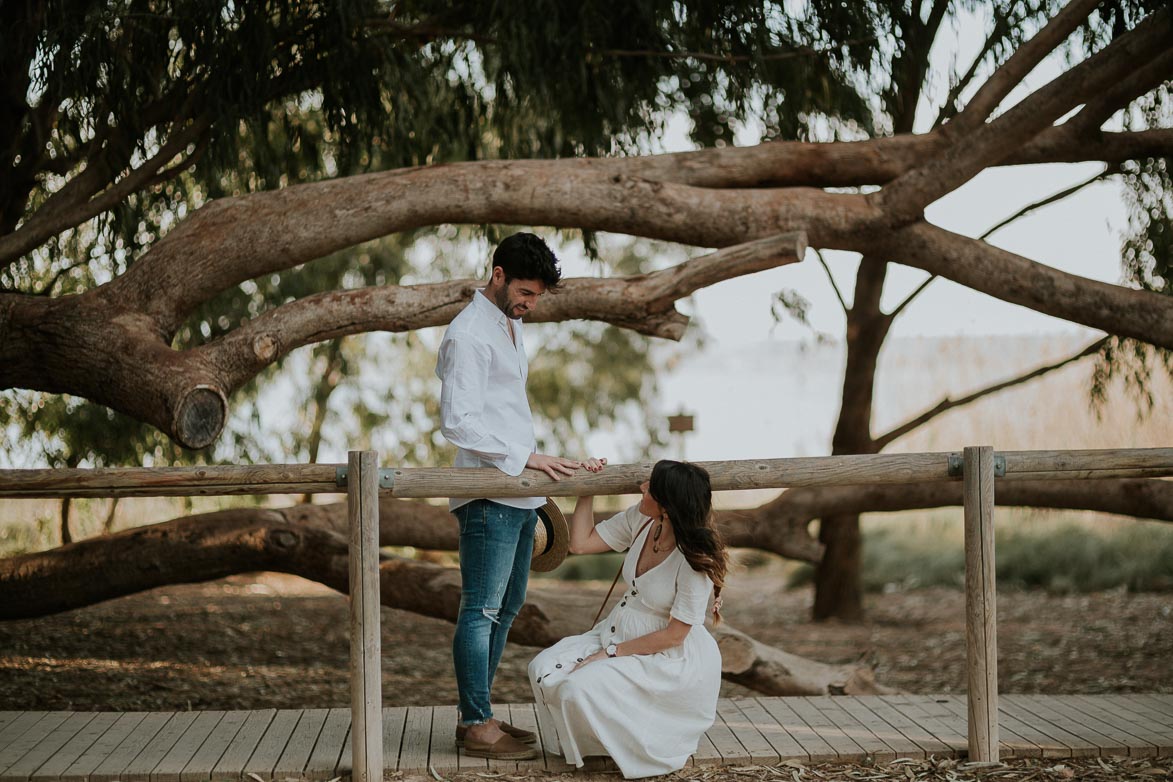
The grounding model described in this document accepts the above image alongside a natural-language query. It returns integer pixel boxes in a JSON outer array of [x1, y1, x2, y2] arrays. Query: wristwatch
[[605, 643, 618, 658]]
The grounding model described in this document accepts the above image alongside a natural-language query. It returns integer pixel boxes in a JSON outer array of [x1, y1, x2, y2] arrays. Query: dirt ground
[[1, 571, 1169, 780]]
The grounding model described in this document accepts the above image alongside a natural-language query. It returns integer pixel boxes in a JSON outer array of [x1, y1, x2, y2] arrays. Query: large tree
[[2, 0, 1171, 649]]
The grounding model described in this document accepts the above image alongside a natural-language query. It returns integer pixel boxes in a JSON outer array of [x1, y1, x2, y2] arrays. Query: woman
[[528, 460, 727, 779]]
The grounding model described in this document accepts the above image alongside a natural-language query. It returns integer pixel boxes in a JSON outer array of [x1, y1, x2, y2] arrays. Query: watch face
[[606, 644, 617, 657]]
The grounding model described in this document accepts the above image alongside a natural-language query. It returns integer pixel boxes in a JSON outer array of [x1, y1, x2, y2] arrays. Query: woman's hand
[[582, 457, 607, 473], [572, 649, 608, 671]]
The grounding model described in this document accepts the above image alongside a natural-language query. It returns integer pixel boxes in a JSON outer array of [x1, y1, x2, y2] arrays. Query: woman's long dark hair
[[649, 460, 728, 623]]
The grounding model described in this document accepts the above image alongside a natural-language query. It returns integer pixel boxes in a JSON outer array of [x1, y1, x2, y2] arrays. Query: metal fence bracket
[[336, 466, 395, 489], [948, 453, 1006, 477]]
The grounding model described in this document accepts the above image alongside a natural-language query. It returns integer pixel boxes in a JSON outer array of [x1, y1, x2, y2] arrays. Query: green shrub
[[787, 518, 1173, 593]]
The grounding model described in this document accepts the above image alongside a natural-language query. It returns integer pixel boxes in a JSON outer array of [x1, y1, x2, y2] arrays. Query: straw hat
[[531, 498, 570, 572]]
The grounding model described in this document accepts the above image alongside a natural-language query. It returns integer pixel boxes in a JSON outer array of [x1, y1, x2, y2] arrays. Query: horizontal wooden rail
[[0, 448, 1169, 499], [998, 448, 1173, 479]]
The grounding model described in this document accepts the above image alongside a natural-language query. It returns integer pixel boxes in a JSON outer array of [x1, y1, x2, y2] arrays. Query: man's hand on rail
[[527, 453, 583, 481]]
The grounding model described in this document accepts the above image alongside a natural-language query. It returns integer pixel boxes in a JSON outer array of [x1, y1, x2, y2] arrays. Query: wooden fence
[[1, 446, 1171, 770]]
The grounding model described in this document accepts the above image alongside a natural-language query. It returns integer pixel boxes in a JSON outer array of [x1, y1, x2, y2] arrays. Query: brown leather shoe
[[461, 733, 540, 760], [455, 721, 537, 747]]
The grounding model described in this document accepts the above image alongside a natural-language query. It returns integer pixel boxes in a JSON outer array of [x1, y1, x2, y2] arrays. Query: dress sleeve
[[594, 503, 646, 553], [670, 560, 714, 626]]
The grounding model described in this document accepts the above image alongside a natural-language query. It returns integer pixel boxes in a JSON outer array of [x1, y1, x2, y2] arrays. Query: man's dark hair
[[492, 232, 562, 288]]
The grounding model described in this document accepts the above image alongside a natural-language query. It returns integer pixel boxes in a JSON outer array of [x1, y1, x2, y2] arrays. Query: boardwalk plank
[[755, 698, 839, 762], [272, 709, 328, 779], [0, 714, 50, 764], [996, 697, 1093, 757], [852, 697, 950, 758], [1136, 695, 1173, 721], [936, 696, 1044, 758], [0, 713, 72, 777], [210, 709, 275, 781], [336, 707, 405, 774], [3, 713, 97, 780], [30, 713, 120, 782], [1060, 696, 1163, 757], [716, 700, 779, 764], [302, 708, 350, 780], [704, 703, 751, 763], [808, 696, 896, 762], [120, 712, 198, 782], [396, 707, 431, 773], [1025, 696, 1142, 756], [521, 701, 574, 774], [428, 706, 460, 775], [0, 718, 26, 745], [8, 695, 1169, 782], [1111, 696, 1173, 731], [882, 697, 965, 755], [506, 703, 545, 773], [242, 710, 300, 777], [691, 732, 722, 766], [61, 713, 149, 782], [381, 707, 408, 773], [1078, 697, 1173, 753], [838, 698, 924, 759], [909, 696, 976, 754], [728, 699, 807, 762], [91, 713, 173, 782], [787, 697, 862, 760], [150, 711, 224, 782], [180, 710, 249, 782]]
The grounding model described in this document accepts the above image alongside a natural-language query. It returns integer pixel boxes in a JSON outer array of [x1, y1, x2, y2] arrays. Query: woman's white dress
[[528, 503, 722, 779]]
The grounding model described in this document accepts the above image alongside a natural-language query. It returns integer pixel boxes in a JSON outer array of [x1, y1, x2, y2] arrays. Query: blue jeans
[[452, 499, 537, 725]]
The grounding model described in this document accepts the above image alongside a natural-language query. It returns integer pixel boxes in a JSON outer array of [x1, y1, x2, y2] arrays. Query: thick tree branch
[[1012, 127, 1173, 166], [949, 0, 1103, 134], [4, 144, 1172, 451], [0, 507, 877, 696], [4, 125, 1170, 279], [875, 8, 1171, 224], [760, 477, 1173, 526], [872, 337, 1109, 450], [198, 232, 806, 392], [1061, 46, 1173, 137], [878, 222, 1173, 349], [0, 235, 806, 448], [108, 164, 848, 336]]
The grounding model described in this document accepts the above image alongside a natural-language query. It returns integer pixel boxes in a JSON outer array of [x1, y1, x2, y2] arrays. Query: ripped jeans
[[452, 500, 537, 725]]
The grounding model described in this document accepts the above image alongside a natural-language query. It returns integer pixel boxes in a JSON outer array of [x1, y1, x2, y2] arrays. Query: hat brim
[[530, 497, 570, 572]]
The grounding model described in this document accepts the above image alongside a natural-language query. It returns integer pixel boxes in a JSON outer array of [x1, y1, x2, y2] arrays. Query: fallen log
[[0, 506, 880, 696]]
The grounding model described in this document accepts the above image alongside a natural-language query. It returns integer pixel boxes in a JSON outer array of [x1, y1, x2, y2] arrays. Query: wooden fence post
[[348, 451, 383, 782], [964, 445, 999, 762]]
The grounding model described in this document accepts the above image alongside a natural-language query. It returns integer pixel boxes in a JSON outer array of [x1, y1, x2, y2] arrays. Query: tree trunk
[[814, 257, 891, 622]]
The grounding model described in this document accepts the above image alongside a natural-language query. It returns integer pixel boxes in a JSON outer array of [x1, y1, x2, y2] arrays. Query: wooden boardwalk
[[1, 694, 1170, 780]]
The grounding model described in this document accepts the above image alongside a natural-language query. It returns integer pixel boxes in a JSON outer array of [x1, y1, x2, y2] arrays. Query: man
[[436, 232, 597, 760]]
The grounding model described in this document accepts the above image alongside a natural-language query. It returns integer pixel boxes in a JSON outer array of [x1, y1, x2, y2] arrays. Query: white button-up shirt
[[436, 289, 542, 511]]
